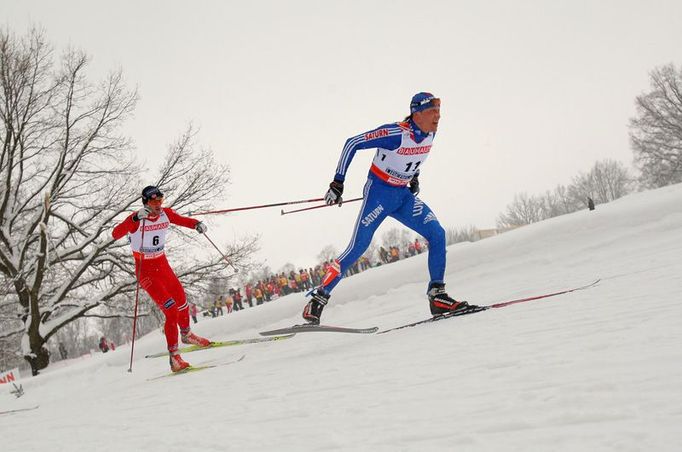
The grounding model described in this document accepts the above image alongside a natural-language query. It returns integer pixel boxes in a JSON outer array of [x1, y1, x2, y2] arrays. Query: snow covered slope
[[2, 184, 682, 452]]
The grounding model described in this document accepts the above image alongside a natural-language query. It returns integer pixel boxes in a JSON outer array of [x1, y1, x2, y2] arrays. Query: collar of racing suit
[[408, 117, 431, 144]]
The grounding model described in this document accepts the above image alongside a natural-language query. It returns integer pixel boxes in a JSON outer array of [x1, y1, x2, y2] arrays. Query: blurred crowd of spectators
[[202, 239, 428, 317]]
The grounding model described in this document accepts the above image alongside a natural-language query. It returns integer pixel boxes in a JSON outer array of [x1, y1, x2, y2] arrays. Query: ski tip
[[259, 330, 293, 337]]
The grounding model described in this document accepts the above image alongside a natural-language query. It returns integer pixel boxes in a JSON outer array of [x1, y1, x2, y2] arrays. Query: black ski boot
[[427, 283, 470, 316], [302, 288, 330, 325]]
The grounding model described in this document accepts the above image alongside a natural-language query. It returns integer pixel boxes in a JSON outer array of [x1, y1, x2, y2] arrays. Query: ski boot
[[181, 331, 211, 347], [427, 283, 471, 316], [169, 353, 190, 372], [302, 288, 330, 325]]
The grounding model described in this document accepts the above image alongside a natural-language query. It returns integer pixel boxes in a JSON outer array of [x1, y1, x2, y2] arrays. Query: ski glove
[[409, 173, 420, 196], [135, 207, 151, 221], [325, 180, 344, 206], [195, 222, 208, 234]]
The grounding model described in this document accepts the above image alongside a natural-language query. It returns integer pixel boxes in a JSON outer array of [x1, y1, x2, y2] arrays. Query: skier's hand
[[325, 180, 344, 206], [135, 206, 151, 221], [195, 222, 208, 234], [409, 173, 420, 196]]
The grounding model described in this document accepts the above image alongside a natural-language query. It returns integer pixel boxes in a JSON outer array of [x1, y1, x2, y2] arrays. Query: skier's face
[[146, 197, 163, 216], [413, 100, 441, 133]]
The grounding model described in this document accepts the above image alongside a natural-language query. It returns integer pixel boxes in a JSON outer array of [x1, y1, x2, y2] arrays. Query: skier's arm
[[333, 124, 403, 182], [164, 208, 200, 229], [112, 214, 139, 240]]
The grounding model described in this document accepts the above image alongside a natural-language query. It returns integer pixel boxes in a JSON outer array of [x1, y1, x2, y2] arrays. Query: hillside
[[2, 184, 682, 452]]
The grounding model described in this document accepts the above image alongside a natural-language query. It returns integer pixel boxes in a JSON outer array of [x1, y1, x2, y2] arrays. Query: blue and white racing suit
[[320, 118, 446, 293]]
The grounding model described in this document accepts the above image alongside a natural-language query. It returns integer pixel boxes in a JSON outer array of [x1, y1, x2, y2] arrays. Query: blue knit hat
[[410, 92, 439, 114]]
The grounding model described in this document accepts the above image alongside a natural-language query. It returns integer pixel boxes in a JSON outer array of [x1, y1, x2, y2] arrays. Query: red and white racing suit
[[112, 208, 199, 352]]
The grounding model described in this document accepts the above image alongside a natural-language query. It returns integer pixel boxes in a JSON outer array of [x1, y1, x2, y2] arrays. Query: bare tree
[[248, 265, 273, 284], [569, 159, 634, 206], [497, 159, 633, 230], [630, 63, 682, 188], [0, 28, 138, 374], [591, 159, 632, 202], [540, 185, 582, 218], [381, 227, 412, 250], [317, 245, 338, 264], [445, 225, 477, 245], [496, 193, 545, 228], [0, 28, 256, 375]]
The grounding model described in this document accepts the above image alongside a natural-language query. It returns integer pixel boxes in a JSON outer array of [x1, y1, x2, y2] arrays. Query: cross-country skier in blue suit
[[303, 92, 477, 324]]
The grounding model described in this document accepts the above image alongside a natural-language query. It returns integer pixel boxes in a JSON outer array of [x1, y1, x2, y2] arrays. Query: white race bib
[[128, 211, 171, 258], [370, 125, 433, 185]]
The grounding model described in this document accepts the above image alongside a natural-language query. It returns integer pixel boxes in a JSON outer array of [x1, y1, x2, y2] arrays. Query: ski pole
[[190, 197, 325, 216], [128, 219, 145, 373], [203, 232, 239, 273], [281, 197, 364, 216]]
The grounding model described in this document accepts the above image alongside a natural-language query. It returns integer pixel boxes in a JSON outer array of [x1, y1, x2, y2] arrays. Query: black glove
[[324, 180, 344, 206], [195, 222, 207, 234], [409, 173, 420, 196]]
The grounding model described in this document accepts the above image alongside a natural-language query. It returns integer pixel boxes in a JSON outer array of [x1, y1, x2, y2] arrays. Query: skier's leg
[[303, 178, 400, 324], [320, 178, 392, 293], [139, 264, 181, 352], [159, 262, 211, 347], [391, 194, 447, 285], [160, 262, 190, 333], [392, 193, 471, 314]]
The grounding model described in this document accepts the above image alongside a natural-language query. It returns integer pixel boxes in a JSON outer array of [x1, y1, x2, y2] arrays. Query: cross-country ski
[[147, 355, 246, 381], [144, 334, 295, 358], [378, 279, 601, 334], [259, 324, 378, 336]]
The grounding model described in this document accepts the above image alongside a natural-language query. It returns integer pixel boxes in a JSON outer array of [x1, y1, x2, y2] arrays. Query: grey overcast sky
[[4, 0, 682, 272]]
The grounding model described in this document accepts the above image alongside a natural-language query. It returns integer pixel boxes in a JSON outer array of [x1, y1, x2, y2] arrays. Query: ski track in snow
[[2, 184, 682, 451]]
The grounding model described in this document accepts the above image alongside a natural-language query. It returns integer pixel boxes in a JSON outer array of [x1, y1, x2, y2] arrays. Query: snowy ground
[[2, 184, 682, 452]]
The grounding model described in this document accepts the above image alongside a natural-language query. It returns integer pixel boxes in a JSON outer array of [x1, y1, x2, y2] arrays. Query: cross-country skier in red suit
[[112, 186, 212, 372]]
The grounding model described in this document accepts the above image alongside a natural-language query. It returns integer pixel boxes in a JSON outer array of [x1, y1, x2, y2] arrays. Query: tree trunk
[[25, 292, 50, 376], [25, 343, 50, 376]]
